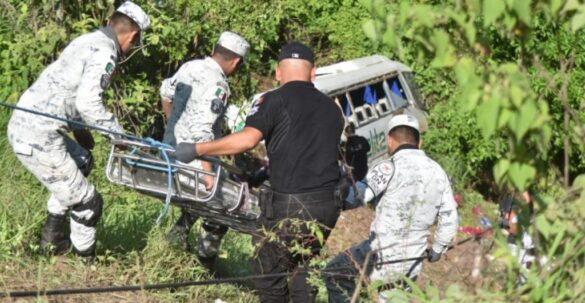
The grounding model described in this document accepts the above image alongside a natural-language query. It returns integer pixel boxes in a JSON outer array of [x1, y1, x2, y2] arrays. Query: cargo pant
[[8, 129, 97, 252], [251, 189, 341, 303]]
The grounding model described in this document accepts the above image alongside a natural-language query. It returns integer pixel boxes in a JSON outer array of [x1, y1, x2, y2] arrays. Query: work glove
[[427, 249, 442, 263], [173, 142, 198, 163], [73, 129, 95, 150]]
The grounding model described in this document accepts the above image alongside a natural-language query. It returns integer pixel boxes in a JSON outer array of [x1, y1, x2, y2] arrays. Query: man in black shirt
[[173, 42, 344, 303], [343, 124, 370, 207]]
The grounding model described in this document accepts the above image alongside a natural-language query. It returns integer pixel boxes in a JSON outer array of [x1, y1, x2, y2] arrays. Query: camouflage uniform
[[7, 1, 150, 254], [7, 28, 123, 253], [161, 31, 249, 259], [325, 148, 459, 302]]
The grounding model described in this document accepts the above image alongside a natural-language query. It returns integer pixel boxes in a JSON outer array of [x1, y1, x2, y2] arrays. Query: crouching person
[[324, 114, 459, 302], [6, 1, 150, 261]]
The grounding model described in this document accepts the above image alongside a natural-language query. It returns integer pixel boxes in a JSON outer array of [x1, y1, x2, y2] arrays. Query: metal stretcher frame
[[105, 139, 262, 233]]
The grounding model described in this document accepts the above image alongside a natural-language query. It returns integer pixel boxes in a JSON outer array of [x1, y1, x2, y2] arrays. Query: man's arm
[[161, 98, 173, 120], [362, 160, 394, 204], [197, 127, 263, 156], [432, 183, 459, 254], [74, 49, 124, 135]]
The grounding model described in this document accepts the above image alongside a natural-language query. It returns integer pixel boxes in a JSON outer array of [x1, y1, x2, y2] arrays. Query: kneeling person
[[324, 114, 459, 302]]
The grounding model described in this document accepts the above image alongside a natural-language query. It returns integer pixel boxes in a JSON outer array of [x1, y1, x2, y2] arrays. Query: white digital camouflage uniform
[[7, 2, 150, 253], [161, 57, 231, 153], [364, 149, 458, 285], [160, 32, 249, 258]]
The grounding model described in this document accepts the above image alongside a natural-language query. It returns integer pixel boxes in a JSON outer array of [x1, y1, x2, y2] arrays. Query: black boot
[[40, 213, 70, 255], [74, 244, 96, 264], [198, 255, 217, 273], [166, 210, 198, 251]]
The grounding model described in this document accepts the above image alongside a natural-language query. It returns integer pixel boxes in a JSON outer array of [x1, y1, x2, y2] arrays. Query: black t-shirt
[[245, 81, 344, 193], [344, 135, 370, 181]]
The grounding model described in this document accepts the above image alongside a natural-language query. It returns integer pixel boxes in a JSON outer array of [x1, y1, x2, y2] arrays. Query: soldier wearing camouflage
[[7, 1, 150, 258], [160, 31, 249, 263], [325, 114, 459, 303]]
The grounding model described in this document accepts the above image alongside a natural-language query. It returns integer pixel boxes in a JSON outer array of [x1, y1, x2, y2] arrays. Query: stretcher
[[106, 139, 262, 233]]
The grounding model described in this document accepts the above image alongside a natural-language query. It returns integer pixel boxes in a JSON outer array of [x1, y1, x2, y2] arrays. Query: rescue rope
[[0, 232, 490, 298], [2, 102, 178, 223]]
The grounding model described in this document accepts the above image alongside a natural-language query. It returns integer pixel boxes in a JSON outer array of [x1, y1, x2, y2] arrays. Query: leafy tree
[[361, 0, 585, 300]]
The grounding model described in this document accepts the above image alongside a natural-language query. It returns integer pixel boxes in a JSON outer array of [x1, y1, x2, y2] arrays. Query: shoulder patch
[[100, 74, 111, 90], [211, 98, 225, 114], [247, 95, 265, 117], [379, 162, 393, 175], [214, 87, 228, 102], [105, 62, 115, 75]]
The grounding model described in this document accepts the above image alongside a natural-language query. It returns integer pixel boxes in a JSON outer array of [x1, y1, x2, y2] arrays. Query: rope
[[0, 102, 142, 142], [143, 138, 175, 224], [0, 102, 176, 223], [0, 232, 490, 298]]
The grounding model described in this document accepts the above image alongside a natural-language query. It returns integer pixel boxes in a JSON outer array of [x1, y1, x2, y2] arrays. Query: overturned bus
[[314, 55, 427, 164], [228, 55, 428, 164], [106, 55, 427, 233]]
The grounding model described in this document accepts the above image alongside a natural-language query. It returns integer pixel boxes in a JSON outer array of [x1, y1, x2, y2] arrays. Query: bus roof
[[314, 55, 412, 96]]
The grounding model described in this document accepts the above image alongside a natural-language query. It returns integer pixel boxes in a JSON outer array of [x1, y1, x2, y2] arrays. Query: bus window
[[375, 98, 391, 116], [384, 77, 408, 110], [337, 94, 353, 118], [348, 82, 386, 108], [401, 72, 427, 110]]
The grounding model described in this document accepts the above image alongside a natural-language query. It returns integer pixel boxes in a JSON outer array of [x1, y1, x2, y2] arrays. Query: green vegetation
[[1, 0, 584, 302]]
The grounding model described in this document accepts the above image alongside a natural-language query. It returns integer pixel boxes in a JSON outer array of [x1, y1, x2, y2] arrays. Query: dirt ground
[[325, 207, 497, 294]]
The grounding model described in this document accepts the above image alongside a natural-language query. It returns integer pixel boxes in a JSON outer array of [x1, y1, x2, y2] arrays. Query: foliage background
[[0, 0, 584, 302]]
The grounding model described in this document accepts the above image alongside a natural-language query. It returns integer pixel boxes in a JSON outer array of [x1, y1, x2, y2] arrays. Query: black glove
[[173, 142, 198, 163], [73, 129, 95, 150], [427, 249, 442, 263]]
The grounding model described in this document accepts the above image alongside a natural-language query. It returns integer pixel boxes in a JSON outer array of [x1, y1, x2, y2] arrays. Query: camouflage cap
[[387, 114, 420, 134], [218, 31, 250, 58], [116, 1, 151, 45]]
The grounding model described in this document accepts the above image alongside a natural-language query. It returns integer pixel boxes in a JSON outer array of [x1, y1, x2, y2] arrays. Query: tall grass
[[0, 109, 260, 302]]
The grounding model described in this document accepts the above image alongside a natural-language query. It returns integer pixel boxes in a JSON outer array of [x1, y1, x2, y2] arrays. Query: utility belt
[[258, 187, 342, 219]]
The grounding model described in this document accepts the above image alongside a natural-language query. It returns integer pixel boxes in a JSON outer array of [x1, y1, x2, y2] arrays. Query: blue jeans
[[344, 180, 366, 209]]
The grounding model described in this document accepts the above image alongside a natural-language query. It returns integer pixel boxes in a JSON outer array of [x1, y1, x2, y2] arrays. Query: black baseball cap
[[278, 42, 315, 64]]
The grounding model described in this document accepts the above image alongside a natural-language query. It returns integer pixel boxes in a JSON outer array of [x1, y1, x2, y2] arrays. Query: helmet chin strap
[[119, 43, 148, 65]]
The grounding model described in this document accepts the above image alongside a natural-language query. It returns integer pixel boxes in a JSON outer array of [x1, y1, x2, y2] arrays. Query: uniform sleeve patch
[[211, 98, 225, 114], [247, 95, 264, 117], [100, 74, 111, 90], [214, 87, 228, 102], [105, 62, 115, 75]]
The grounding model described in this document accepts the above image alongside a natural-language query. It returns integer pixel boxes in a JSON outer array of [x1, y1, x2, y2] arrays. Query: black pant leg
[[324, 240, 373, 303], [250, 229, 292, 303]]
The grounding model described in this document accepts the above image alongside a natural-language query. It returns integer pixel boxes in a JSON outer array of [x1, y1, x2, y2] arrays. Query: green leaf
[[536, 215, 551, 239], [550, 0, 564, 14], [508, 162, 535, 190], [562, 0, 582, 13], [476, 99, 500, 138], [573, 174, 585, 190], [362, 19, 380, 41], [513, 0, 531, 24], [483, 0, 506, 26], [430, 30, 456, 67], [571, 11, 585, 32], [494, 159, 511, 185], [509, 85, 525, 107], [358, 0, 373, 12], [514, 100, 538, 141], [150, 34, 160, 45]]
